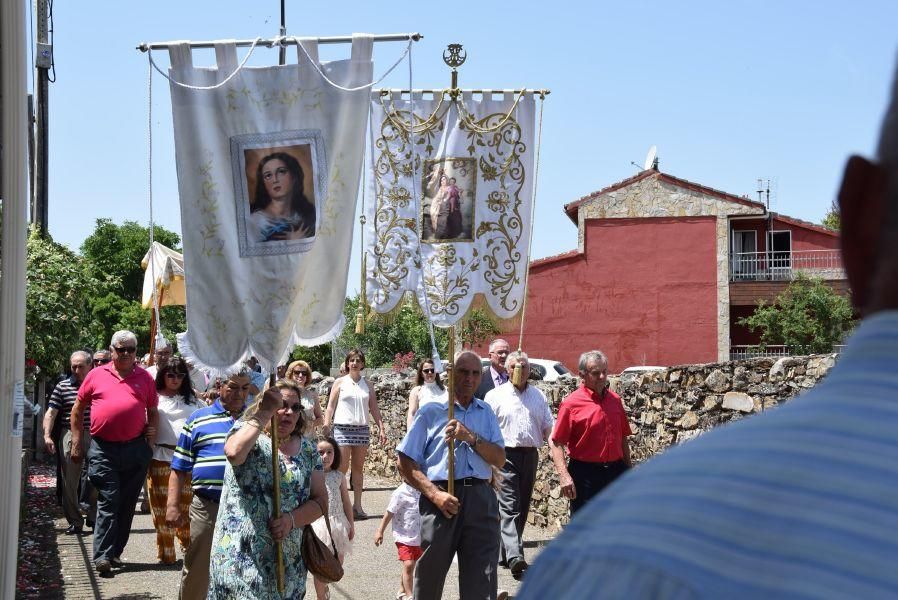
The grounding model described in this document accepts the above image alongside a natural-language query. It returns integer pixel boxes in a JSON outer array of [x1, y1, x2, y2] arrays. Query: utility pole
[[33, 0, 51, 236]]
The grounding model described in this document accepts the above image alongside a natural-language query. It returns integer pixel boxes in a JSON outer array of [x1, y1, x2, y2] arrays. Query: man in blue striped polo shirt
[[166, 368, 251, 600], [519, 58, 898, 599]]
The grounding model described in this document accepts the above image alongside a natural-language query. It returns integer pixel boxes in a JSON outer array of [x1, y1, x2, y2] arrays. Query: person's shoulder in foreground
[[520, 57, 898, 600], [518, 313, 898, 599]]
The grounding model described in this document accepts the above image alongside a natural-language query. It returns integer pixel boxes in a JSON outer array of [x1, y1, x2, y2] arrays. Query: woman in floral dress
[[208, 379, 326, 599]]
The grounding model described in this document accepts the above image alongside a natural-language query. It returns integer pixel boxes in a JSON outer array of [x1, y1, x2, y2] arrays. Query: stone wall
[[314, 353, 837, 532]]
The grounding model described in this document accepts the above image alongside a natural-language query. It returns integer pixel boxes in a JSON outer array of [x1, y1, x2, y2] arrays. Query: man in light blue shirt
[[398, 350, 506, 600], [519, 58, 898, 600]]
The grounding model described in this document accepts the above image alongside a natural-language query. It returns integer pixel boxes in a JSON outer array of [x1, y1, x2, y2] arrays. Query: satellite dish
[[643, 145, 658, 171]]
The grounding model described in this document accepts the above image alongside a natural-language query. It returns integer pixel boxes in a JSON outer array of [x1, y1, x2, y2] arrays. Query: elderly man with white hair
[[519, 58, 898, 599], [71, 330, 158, 575], [397, 350, 506, 600], [484, 351, 555, 580]]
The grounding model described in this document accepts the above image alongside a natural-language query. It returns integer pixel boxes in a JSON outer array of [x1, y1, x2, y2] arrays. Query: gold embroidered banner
[[366, 91, 536, 326], [168, 37, 373, 374]]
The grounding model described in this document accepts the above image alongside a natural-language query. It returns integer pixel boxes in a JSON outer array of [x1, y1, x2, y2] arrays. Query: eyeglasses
[[281, 402, 303, 413], [94, 358, 111, 365], [114, 346, 136, 354], [165, 372, 187, 379], [422, 368, 435, 374], [292, 371, 310, 378]]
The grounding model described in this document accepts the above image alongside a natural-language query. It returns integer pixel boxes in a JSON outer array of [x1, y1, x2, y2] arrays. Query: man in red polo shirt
[[71, 330, 158, 575], [549, 350, 631, 514]]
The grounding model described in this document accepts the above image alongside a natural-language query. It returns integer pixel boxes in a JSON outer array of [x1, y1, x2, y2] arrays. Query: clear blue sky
[[44, 1, 897, 293]]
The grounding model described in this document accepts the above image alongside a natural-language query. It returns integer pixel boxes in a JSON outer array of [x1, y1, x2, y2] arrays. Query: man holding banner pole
[[397, 351, 506, 600]]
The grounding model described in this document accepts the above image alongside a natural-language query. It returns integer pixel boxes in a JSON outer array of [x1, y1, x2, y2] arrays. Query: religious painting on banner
[[366, 91, 536, 327], [422, 158, 476, 243], [231, 131, 326, 255], [168, 36, 373, 375]]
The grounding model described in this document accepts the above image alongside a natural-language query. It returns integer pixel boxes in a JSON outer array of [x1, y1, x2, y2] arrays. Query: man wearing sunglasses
[[398, 351, 506, 600], [71, 330, 158, 575], [93, 349, 112, 367]]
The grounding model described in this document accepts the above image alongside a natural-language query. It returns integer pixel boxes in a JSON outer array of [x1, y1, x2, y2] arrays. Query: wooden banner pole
[[269, 372, 285, 593], [447, 326, 456, 497]]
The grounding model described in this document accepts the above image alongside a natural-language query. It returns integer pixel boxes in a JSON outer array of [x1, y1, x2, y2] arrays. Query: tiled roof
[[771, 213, 839, 237], [563, 170, 766, 223]]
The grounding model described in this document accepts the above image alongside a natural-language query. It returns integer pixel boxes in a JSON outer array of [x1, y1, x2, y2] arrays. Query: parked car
[[529, 359, 572, 382], [479, 357, 571, 381]]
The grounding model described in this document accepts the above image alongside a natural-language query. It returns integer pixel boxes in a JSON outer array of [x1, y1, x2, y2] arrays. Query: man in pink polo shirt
[[549, 350, 632, 515], [71, 330, 158, 575]]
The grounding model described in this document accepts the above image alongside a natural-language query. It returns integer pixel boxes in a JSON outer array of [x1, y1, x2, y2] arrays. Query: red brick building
[[490, 168, 843, 372]]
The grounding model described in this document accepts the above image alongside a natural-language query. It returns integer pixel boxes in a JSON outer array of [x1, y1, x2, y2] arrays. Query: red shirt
[[78, 363, 158, 442], [552, 384, 632, 463]]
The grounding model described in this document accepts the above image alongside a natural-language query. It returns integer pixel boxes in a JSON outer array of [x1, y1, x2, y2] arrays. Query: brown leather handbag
[[300, 498, 344, 583]]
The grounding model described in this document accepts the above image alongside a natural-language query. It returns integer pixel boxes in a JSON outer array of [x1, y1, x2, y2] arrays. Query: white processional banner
[[168, 36, 373, 374], [366, 91, 535, 326]]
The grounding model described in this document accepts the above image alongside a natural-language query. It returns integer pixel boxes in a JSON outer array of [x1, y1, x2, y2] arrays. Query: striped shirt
[[519, 310, 898, 599], [49, 375, 90, 429], [170, 399, 244, 501]]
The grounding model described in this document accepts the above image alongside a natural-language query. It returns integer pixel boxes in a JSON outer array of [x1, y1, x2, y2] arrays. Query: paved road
[[57, 476, 556, 599]]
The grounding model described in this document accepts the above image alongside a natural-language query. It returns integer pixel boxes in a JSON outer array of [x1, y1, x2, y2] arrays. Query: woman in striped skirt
[[323, 349, 387, 520], [147, 357, 203, 564]]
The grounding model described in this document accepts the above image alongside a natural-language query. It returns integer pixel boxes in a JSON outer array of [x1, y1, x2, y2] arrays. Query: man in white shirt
[[484, 351, 555, 580]]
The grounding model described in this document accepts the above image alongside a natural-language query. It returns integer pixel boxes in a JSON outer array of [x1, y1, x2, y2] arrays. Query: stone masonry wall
[[313, 353, 836, 532]]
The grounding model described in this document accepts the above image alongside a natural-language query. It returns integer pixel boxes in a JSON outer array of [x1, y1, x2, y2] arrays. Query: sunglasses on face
[[280, 403, 303, 413], [165, 372, 187, 379], [94, 358, 111, 365], [422, 368, 435, 374], [114, 346, 136, 354], [292, 371, 309, 377]]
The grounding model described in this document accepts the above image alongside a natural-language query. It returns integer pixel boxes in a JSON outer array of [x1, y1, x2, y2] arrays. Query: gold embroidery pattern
[[369, 101, 528, 318]]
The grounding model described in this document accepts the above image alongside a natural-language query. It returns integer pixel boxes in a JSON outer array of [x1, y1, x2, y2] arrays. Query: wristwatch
[[471, 433, 482, 449]]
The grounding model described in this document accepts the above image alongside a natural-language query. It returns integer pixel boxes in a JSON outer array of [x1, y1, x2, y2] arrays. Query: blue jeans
[[87, 436, 152, 563]]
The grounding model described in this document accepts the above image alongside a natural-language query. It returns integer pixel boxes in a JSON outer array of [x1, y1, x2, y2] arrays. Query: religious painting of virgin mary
[[231, 129, 327, 257], [421, 158, 476, 243]]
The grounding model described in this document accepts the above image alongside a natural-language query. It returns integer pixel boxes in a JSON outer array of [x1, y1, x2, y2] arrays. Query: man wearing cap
[[398, 350, 506, 600]]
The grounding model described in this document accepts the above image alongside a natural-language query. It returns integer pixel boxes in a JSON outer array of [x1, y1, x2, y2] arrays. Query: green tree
[[80, 219, 184, 352], [334, 295, 448, 367], [738, 274, 853, 354], [81, 218, 181, 301], [822, 200, 840, 231], [25, 228, 106, 374]]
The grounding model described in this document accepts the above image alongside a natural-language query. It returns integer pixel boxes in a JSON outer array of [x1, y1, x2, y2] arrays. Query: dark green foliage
[[738, 274, 854, 354], [25, 229, 105, 374]]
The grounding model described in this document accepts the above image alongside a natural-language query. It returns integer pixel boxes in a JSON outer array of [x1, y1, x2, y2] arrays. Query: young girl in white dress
[[311, 436, 354, 600]]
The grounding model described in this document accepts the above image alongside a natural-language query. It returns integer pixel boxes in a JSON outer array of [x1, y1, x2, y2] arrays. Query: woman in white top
[[147, 357, 203, 564], [285, 359, 323, 439], [324, 348, 386, 519], [406, 359, 448, 432]]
